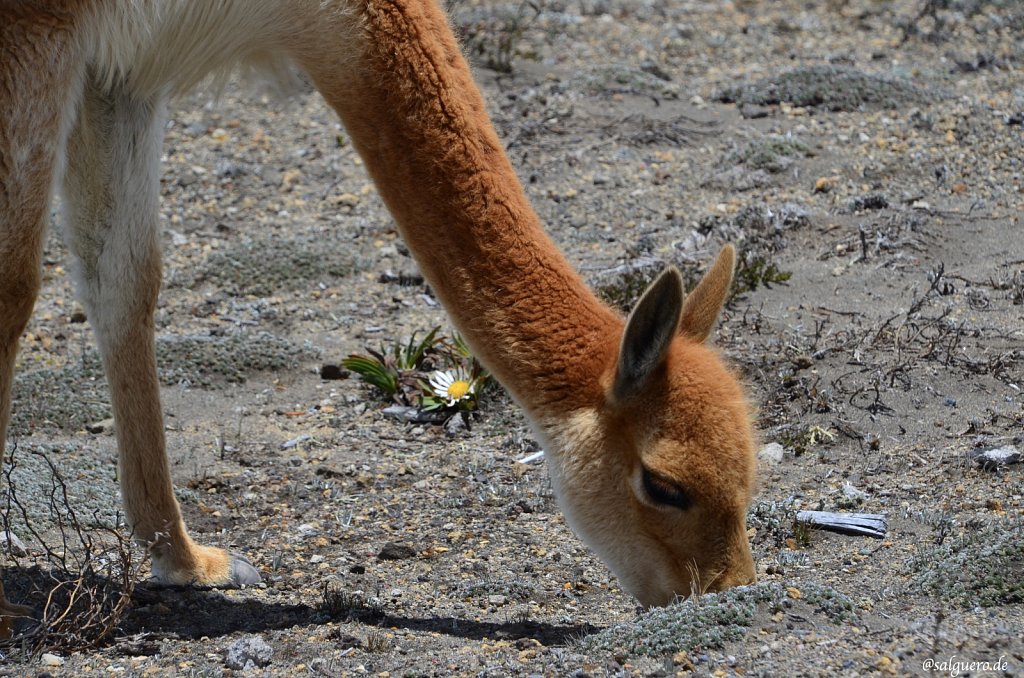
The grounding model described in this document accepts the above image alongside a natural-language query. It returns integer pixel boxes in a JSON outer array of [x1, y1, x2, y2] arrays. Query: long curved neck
[[303, 0, 619, 414]]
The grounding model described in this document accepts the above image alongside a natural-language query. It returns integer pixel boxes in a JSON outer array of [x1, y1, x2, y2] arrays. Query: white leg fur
[[61, 75, 259, 586]]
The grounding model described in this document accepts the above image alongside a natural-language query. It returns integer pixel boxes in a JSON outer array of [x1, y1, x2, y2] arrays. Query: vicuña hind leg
[[61, 76, 259, 588]]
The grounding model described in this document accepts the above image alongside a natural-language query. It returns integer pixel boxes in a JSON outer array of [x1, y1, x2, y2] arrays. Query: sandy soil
[[2, 0, 1023, 676]]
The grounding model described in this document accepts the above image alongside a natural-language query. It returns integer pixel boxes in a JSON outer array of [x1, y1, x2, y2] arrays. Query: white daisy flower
[[428, 369, 474, 407]]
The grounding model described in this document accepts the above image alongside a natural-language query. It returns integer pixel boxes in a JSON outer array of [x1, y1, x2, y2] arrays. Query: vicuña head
[[537, 245, 757, 607]]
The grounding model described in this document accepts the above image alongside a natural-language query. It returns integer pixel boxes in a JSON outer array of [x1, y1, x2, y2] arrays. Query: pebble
[[757, 443, 786, 464], [86, 417, 115, 434], [969, 445, 1021, 470], [1, 530, 27, 557], [444, 413, 468, 436], [842, 483, 869, 501], [224, 635, 273, 670], [319, 363, 347, 380], [40, 654, 64, 667], [281, 434, 312, 450], [378, 542, 417, 560], [297, 523, 320, 538]]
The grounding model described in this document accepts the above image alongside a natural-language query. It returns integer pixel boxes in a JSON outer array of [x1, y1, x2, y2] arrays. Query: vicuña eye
[[642, 468, 692, 510]]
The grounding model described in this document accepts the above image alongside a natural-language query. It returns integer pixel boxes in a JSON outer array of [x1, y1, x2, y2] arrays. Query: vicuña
[[0, 0, 757, 630]]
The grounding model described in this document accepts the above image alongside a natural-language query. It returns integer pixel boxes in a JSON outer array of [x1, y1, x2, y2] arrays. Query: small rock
[[280, 434, 312, 450], [842, 483, 869, 501], [739, 103, 771, 119], [296, 523, 319, 538], [224, 635, 273, 671], [382, 405, 446, 423], [86, 418, 115, 434], [319, 364, 348, 380], [640, 59, 671, 82], [40, 653, 64, 667], [487, 594, 507, 606], [757, 443, 785, 464], [969, 445, 1021, 470], [1, 530, 28, 557], [849, 193, 889, 211], [378, 542, 417, 561], [813, 176, 835, 193], [444, 413, 468, 437]]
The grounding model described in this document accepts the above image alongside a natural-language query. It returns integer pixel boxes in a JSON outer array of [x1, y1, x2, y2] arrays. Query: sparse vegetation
[[320, 585, 368, 620], [725, 136, 811, 174], [458, 577, 535, 602], [908, 519, 1024, 607], [716, 65, 929, 112], [156, 331, 319, 387], [194, 235, 358, 296], [0, 446, 138, 658], [343, 327, 491, 419], [731, 254, 792, 299], [450, 0, 543, 73], [593, 259, 665, 312], [11, 332, 318, 435], [580, 581, 853, 657], [777, 425, 835, 457], [580, 584, 780, 656], [364, 628, 392, 653]]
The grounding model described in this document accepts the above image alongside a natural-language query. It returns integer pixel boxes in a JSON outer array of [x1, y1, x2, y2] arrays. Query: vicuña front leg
[[0, 4, 82, 635], [62, 78, 259, 588]]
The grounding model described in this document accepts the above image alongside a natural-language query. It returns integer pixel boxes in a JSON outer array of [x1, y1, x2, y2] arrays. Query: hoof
[[229, 553, 261, 586]]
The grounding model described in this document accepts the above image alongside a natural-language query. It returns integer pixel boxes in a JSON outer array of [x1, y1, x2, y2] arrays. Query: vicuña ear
[[679, 244, 736, 343], [613, 267, 684, 401]]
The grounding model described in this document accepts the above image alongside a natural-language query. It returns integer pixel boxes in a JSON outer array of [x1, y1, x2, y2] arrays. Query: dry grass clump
[[1, 445, 138, 660]]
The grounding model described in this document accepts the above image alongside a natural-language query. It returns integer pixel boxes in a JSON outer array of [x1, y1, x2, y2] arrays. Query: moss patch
[[156, 331, 320, 387], [195, 235, 357, 296], [10, 354, 110, 436], [908, 519, 1024, 607], [10, 332, 318, 434], [580, 582, 853, 656], [716, 65, 929, 112], [1, 443, 122, 534], [725, 136, 811, 173], [573, 64, 681, 99]]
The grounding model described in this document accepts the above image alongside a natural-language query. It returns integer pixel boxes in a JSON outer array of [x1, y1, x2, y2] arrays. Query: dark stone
[[378, 542, 417, 561], [319, 364, 348, 380]]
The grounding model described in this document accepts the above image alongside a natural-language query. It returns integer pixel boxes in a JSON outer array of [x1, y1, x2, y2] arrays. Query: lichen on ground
[[907, 518, 1024, 607], [716, 64, 930, 112], [194, 235, 358, 296], [10, 332, 319, 435], [579, 582, 854, 657]]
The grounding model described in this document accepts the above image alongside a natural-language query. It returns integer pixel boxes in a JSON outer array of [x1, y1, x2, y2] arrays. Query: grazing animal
[[0, 0, 757, 631]]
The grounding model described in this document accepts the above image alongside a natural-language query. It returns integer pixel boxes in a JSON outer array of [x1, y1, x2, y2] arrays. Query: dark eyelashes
[[641, 467, 692, 510]]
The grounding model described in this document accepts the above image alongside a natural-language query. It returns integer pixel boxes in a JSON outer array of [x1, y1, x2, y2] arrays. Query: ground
[[2, 0, 1023, 676]]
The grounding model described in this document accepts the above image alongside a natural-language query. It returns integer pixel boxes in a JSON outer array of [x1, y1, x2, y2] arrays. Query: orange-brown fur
[[0, 0, 756, 631]]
